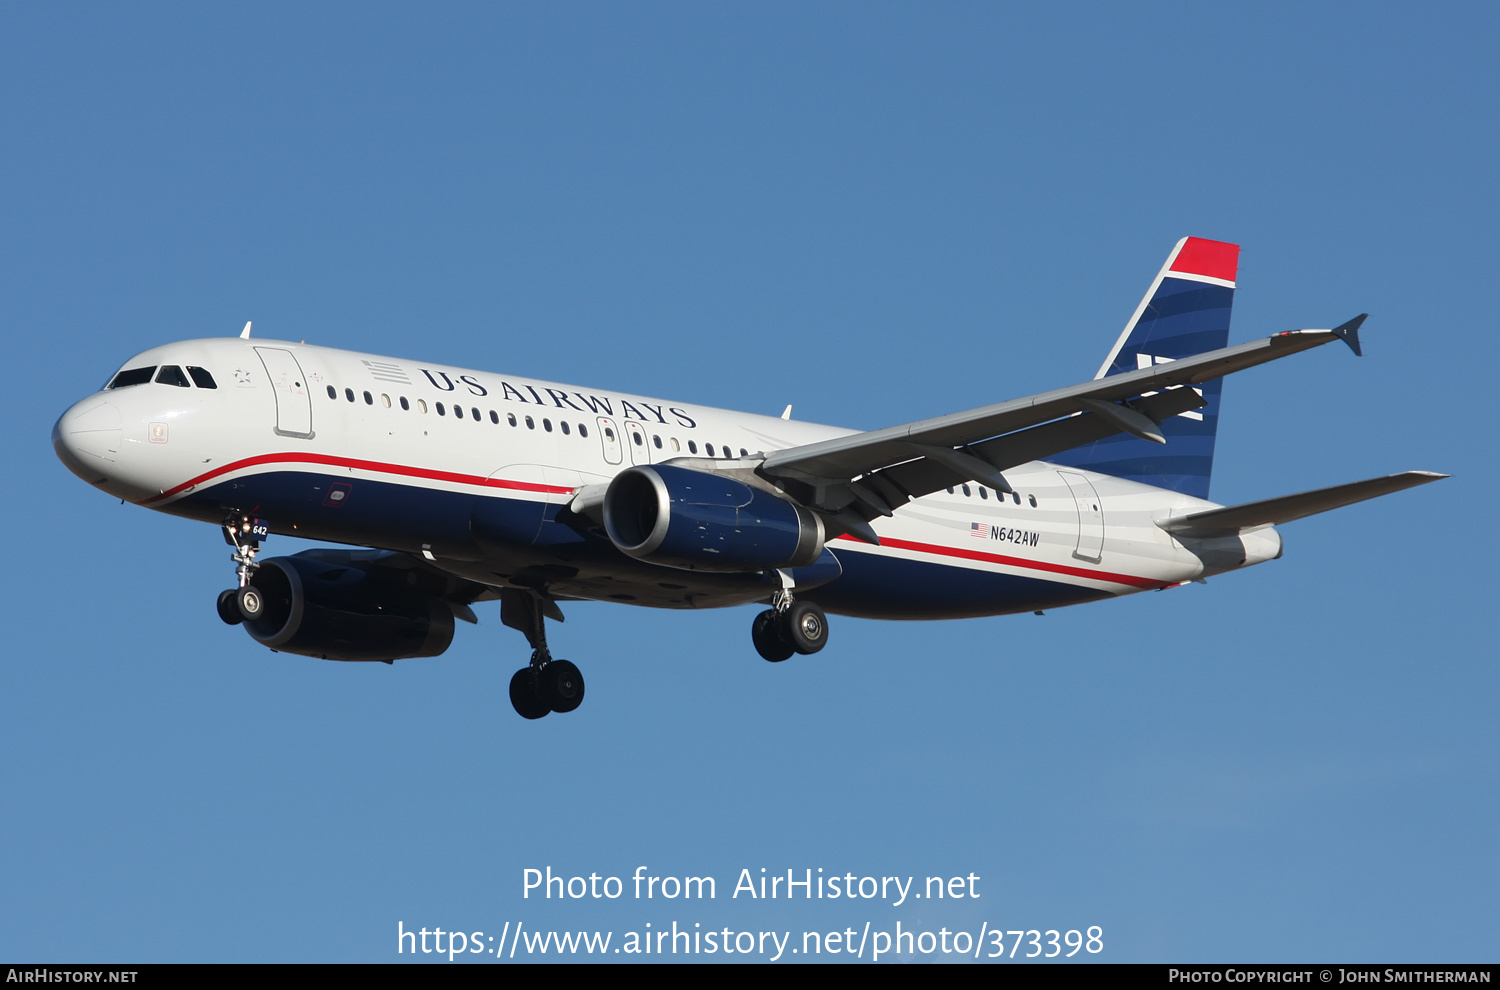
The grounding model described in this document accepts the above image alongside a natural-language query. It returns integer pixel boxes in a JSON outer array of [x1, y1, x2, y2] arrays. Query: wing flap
[[861, 386, 1207, 504]]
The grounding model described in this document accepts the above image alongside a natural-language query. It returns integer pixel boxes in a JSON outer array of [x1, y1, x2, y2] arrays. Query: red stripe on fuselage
[[139, 452, 576, 505], [830, 535, 1166, 590], [143, 455, 1166, 590]]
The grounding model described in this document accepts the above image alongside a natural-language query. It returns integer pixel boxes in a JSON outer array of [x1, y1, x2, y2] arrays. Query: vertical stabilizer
[[1050, 237, 1239, 499]]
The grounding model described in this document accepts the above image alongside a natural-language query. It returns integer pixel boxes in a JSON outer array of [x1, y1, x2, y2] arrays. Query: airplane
[[52, 237, 1445, 719]]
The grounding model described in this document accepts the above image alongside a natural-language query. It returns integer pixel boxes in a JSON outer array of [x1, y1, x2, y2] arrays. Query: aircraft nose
[[53, 397, 122, 479]]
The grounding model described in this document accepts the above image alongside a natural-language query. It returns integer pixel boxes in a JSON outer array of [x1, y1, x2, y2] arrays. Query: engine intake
[[240, 554, 455, 662], [603, 464, 824, 572]]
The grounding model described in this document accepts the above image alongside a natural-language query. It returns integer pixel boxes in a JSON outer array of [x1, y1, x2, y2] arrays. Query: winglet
[[240, 321, 253, 339], [1331, 314, 1365, 357]]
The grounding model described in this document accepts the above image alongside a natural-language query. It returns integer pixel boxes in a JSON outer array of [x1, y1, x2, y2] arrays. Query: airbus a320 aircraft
[[54, 238, 1444, 719]]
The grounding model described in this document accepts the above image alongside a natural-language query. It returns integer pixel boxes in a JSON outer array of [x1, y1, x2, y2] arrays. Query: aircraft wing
[[756, 318, 1366, 541], [293, 547, 486, 620]]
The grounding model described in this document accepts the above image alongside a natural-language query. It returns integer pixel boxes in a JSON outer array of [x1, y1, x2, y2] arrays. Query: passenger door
[[254, 347, 314, 439], [1057, 470, 1104, 563]]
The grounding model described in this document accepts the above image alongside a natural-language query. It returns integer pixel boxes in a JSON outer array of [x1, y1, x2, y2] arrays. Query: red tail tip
[[1170, 237, 1240, 283]]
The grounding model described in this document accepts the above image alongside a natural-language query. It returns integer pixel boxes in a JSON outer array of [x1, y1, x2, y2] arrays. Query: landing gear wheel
[[509, 667, 550, 720], [752, 609, 795, 663], [217, 589, 243, 625], [540, 660, 585, 713], [236, 585, 266, 623], [784, 601, 828, 655]]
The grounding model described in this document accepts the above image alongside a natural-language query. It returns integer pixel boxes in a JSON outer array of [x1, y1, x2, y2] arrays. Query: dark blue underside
[[1051, 277, 1233, 500], [171, 470, 1104, 619], [807, 547, 1110, 619]]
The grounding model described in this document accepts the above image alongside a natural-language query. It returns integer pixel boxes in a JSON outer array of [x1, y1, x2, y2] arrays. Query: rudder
[[1050, 237, 1239, 500]]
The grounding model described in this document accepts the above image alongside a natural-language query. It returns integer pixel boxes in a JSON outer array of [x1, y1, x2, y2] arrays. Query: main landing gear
[[501, 590, 584, 720], [216, 514, 270, 626], [751, 587, 829, 663]]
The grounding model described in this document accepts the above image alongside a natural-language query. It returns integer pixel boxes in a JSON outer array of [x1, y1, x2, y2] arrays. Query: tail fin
[[1050, 237, 1239, 500]]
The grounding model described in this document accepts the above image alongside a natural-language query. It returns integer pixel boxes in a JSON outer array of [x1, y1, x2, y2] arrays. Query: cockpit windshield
[[105, 364, 218, 390], [155, 365, 191, 387], [106, 366, 156, 389]]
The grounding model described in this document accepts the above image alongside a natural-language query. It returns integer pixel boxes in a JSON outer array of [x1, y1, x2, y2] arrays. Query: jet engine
[[603, 464, 824, 572], [238, 554, 456, 661]]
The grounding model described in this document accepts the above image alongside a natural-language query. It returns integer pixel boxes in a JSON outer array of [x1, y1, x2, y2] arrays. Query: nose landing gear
[[501, 590, 585, 719], [217, 514, 270, 625], [216, 589, 243, 625]]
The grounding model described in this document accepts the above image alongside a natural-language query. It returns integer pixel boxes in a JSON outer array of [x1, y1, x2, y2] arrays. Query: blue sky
[[2, 2, 1495, 962]]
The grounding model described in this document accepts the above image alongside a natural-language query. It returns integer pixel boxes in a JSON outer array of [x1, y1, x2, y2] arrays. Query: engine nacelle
[[603, 464, 825, 572], [240, 554, 455, 662]]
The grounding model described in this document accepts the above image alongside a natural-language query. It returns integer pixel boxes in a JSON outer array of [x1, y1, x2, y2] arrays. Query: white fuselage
[[54, 337, 1281, 619]]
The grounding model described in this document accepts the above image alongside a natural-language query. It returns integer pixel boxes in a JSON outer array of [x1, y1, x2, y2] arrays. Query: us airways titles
[[415, 368, 698, 429]]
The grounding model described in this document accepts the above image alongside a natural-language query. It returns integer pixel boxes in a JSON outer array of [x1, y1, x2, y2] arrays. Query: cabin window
[[326, 386, 337, 399], [632, 431, 643, 446], [670, 438, 680, 452], [1028, 494, 1037, 507], [578, 424, 588, 438], [381, 394, 391, 408], [688, 441, 698, 454], [979, 487, 988, 499], [155, 366, 191, 388], [705, 443, 715, 456], [363, 391, 373, 405], [417, 399, 427, 413], [962, 485, 971, 497], [525, 416, 534, 429], [345, 388, 355, 402], [436, 402, 446, 416], [561, 421, 570, 435], [543, 419, 553, 432], [400, 396, 410, 411], [653, 435, 662, 449], [507, 413, 517, 426], [187, 367, 217, 389], [107, 367, 156, 389]]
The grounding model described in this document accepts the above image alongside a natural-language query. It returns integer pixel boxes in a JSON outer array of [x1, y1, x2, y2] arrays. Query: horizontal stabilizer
[[1159, 471, 1447, 537]]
